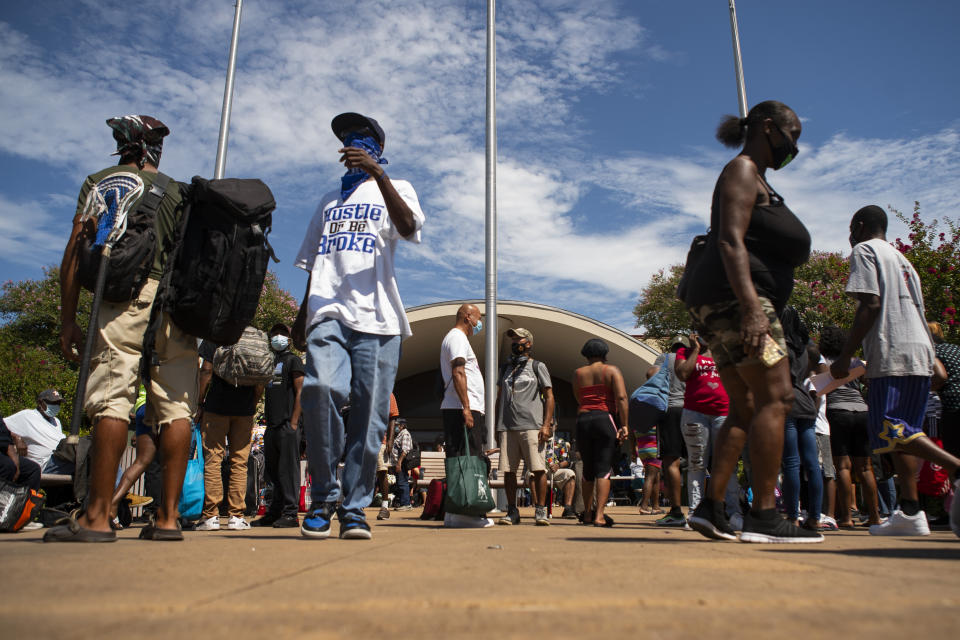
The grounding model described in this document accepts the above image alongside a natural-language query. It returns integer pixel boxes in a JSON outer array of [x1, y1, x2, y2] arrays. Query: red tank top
[[577, 367, 616, 413]]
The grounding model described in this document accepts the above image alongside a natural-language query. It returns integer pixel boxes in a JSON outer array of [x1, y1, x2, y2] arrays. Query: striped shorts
[[867, 376, 930, 454]]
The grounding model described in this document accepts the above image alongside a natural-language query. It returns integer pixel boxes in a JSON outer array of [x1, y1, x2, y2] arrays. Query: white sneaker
[[728, 513, 744, 532], [21, 521, 44, 531], [950, 479, 960, 539], [443, 512, 495, 528], [227, 516, 251, 530], [869, 510, 930, 536], [196, 516, 220, 531]]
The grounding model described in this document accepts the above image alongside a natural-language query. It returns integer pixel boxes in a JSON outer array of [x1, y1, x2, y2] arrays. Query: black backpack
[[78, 173, 171, 302], [165, 176, 277, 345]]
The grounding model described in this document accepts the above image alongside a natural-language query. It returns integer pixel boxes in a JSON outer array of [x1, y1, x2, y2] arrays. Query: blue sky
[[1, 0, 958, 332]]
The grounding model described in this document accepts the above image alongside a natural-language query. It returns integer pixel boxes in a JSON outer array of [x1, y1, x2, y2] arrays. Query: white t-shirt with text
[[295, 179, 425, 339], [440, 327, 485, 414]]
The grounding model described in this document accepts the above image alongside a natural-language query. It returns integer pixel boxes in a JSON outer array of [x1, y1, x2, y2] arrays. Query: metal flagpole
[[484, 0, 498, 449], [213, 0, 244, 179], [727, 0, 748, 118]]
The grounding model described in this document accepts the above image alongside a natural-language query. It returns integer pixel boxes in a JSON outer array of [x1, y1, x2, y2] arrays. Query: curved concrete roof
[[399, 300, 661, 394]]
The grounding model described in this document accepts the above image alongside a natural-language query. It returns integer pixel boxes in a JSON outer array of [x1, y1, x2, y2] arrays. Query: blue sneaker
[[339, 516, 372, 540], [300, 505, 333, 539]]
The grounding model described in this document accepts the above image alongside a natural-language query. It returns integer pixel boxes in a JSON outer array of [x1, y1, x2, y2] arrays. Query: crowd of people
[[1, 102, 957, 546]]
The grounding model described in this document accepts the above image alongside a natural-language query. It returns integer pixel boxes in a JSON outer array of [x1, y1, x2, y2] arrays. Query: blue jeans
[[782, 417, 822, 521], [395, 466, 410, 507], [302, 318, 401, 520]]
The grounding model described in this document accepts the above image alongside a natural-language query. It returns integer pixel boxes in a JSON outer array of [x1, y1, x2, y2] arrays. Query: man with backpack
[[495, 328, 554, 526], [292, 113, 425, 540], [195, 332, 267, 531], [252, 324, 304, 528], [48, 115, 197, 542]]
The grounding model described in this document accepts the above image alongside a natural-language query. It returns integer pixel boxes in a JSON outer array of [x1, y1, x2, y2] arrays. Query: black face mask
[[511, 342, 527, 356], [768, 122, 799, 170]]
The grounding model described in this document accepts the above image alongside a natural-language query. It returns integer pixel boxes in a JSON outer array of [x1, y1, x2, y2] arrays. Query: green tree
[[632, 264, 689, 350], [0, 267, 299, 428], [253, 270, 299, 332], [892, 203, 959, 342], [789, 251, 855, 337]]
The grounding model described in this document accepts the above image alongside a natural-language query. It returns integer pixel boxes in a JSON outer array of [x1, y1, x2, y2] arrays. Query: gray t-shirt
[[846, 238, 935, 378], [656, 352, 686, 409], [496, 358, 552, 431]]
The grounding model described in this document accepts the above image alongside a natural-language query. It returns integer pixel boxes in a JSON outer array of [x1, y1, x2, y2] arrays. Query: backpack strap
[[139, 173, 171, 218]]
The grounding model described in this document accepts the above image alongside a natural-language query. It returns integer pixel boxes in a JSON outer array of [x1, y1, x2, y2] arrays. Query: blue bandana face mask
[[340, 132, 388, 201]]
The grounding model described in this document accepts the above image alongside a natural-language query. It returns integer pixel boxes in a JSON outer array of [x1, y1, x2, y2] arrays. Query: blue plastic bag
[[178, 422, 204, 520]]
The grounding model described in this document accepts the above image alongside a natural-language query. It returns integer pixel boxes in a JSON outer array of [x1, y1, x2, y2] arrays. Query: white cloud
[[0, 2, 958, 332]]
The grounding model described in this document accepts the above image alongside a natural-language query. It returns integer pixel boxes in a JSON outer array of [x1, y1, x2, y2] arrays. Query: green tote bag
[[443, 425, 495, 517]]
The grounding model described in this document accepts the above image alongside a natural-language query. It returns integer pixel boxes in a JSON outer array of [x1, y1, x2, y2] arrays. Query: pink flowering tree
[[253, 270, 299, 333], [892, 203, 960, 342]]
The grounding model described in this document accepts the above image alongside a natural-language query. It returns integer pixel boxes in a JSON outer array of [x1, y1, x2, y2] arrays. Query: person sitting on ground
[[573, 338, 629, 527], [4, 389, 71, 475], [831, 204, 960, 537], [0, 417, 41, 493]]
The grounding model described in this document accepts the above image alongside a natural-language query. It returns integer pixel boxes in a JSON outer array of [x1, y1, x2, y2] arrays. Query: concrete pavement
[[2, 506, 958, 639]]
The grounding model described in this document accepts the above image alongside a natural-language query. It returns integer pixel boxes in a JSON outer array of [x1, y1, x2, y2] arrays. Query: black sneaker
[[688, 498, 737, 541], [740, 509, 824, 544], [561, 506, 577, 519], [339, 516, 372, 540], [251, 515, 278, 528], [272, 515, 299, 528], [301, 503, 335, 539], [498, 505, 520, 526]]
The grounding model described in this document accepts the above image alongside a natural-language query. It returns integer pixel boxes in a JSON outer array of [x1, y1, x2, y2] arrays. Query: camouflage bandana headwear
[[106, 115, 170, 169]]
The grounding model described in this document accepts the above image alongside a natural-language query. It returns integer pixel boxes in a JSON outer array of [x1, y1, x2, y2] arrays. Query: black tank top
[[685, 181, 810, 313]]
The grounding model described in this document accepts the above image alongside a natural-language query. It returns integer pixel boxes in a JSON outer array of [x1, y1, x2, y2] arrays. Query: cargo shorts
[[686, 296, 787, 371], [84, 278, 198, 427]]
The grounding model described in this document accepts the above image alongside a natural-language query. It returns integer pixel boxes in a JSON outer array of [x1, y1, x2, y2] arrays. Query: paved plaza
[[3, 505, 958, 639]]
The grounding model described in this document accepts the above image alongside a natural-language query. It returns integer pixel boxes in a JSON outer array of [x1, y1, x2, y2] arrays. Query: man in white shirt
[[831, 205, 960, 537], [440, 303, 493, 528], [4, 389, 69, 473], [292, 113, 424, 541]]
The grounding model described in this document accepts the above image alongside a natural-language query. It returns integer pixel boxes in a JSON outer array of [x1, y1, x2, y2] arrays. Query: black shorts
[[575, 410, 619, 481], [827, 409, 870, 459], [442, 409, 485, 458], [657, 406, 684, 460]]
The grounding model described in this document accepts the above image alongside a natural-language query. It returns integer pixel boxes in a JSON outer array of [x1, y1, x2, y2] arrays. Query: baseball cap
[[331, 112, 385, 148], [669, 335, 691, 349], [506, 327, 533, 343], [269, 323, 290, 336], [37, 389, 63, 404]]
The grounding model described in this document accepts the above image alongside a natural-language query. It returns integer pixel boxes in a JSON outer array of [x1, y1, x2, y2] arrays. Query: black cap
[[331, 112, 385, 148], [269, 323, 290, 336], [37, 389, 63, 404]]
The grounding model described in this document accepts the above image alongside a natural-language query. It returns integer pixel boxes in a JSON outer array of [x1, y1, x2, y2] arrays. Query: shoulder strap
[[138, 173, 171, 217]]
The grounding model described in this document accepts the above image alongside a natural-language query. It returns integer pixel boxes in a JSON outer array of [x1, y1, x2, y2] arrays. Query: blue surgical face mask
[[270, 335, 289, 352], [44, 403, 61, 419], [472, 319, 483, 336]]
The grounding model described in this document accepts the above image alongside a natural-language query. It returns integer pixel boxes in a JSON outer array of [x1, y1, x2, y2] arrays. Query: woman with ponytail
[[682, 101, 820, 544]]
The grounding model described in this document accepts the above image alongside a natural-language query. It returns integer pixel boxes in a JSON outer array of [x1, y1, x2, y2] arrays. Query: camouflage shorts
[[686, 297, 787, 371]]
